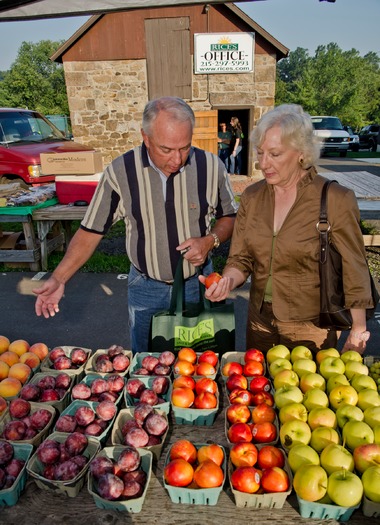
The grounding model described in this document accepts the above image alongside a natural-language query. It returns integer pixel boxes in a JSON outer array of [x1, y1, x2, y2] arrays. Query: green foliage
[[276, 43, 380, 128], [0, 40, 69, 115]]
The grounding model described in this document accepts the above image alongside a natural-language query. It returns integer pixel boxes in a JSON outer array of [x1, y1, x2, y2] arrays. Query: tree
[[0, 40, 69, 115]]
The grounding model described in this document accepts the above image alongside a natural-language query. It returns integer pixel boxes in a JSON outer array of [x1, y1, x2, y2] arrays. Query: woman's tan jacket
[[225, 168, 373, 322]]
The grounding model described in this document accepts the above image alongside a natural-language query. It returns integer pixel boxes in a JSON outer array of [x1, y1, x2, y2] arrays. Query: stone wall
[[64, 52, 276, 173]]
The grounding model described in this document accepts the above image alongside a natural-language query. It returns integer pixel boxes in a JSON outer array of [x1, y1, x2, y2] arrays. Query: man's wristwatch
[[351, 330, 370, 342], [209, 232, 220, 249]]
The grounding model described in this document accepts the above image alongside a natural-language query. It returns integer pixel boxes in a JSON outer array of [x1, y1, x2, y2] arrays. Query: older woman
[[200, 104, 374, 354]]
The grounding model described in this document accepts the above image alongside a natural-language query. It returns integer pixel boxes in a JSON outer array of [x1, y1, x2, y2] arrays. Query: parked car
[[311, 116, 350, 157], [358, 124, 380, 152], [343, 125, 359, 152], [0, 108, 94, 187]]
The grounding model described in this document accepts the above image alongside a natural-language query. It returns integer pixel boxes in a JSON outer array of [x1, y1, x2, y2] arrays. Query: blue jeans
[[218, 148, 230, 171], [128, 259, 213, 353], [230, 145, 242, 175]]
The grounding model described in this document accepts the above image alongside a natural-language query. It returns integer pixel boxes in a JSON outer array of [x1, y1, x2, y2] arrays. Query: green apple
[[336, 404, 364, 428], [342, 420, 374, 450], [316, 348, 340, 365], [350, 374, 377, 392], [357, 388, 380, 410], [273, 369, 299, 390], [266, 344, 291, 365], [345, 360, 369, 380], [274, 385, 303, 409], [340, 350, 363, 364], [279, 419, 312, 449], [290, 345, 313, 363], [362, 465, 380, 503], [327, 470, 363, 507], [302, 388, 329, 411], [319, 356, 346, 380], [374, 424, 380, 445], [299, 372, 326, 393], [353, 443, 380, 474], [293, 464, 328, 502], [316, 492, 334, 504], [329, 385, 359, 410], [320, 443, 354, 475], [292, 358, 317, 378], [308, 407, 337, 431], [269, 357, 292, 378], [287, 444, 320, 474], [278, 402, 308, 425], [309, 427, 341, 454], [326, 373, 350, 394], [364, 406, 380, 429]]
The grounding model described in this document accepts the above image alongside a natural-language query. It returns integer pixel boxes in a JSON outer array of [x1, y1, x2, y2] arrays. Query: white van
[[311, 116, 350, 157]]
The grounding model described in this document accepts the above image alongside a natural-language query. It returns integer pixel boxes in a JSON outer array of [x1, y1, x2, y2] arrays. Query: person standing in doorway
[[229, 116, 243, 175], [218, 122, 232, 171]]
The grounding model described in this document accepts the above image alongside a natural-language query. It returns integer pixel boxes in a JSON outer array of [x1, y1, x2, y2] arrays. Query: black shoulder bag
[[317, 180, 379, 330]]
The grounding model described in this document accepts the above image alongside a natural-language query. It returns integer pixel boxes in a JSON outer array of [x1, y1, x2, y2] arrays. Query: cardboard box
[[55, 173, 102, 205], [40, 151, 103, 175]]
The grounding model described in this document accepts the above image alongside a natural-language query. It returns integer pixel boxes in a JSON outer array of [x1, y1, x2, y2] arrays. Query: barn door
[[193, 110, 218, 155]]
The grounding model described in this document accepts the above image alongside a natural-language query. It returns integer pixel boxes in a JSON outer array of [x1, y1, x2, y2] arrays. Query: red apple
[[251, 391, 275, 407], [198, 350, 218, 367], [164, 458, 194, 487], [243, 360, 264, 377], [227, 422, 253, 443], [249, 375, 271, 395], [251, 421, 277, 444], [226, 403, 251, 424], [244, 348, 265, 364], [251, 403, 276, 424], [260, 466, 289, 493], [230, 466, 261, 493], [226, 373, 248, 392], [222, 361, 243, 378], [257, 445, 285, 469], [229, 388, 253, 406]]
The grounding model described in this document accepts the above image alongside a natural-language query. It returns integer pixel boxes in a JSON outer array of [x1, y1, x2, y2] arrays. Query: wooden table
[[1, 376, 376, 525]]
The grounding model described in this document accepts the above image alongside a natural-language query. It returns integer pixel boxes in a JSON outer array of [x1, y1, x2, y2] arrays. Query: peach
[[8, 339, 30, 357], [8, 363, 32, 384], [0, 377, 22, 398], [29, 342, 49, 361], [0, 361, 10, 380], [0, 395, 7, 415], [19, 352, 41, 369], [0, 335, 10, 354], [0, 351, 19, 367]]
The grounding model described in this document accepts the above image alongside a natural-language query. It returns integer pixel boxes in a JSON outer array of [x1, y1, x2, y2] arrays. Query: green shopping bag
[[150, 257, 235, 356]]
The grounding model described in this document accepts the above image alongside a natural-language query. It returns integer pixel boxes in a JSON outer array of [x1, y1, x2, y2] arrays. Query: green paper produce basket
[[130, 352, 173, 377], [41, 346, 92, 384], [54, 399, 117, 444], [26, 431, 100, 498], [0, 441, 33, 507], [172, 391, 219, 426], [70, 374, 125, 406], [26, 370, 75, 413], [0, 401, 56, 447], [85, 348, 132, 377], [87, 445, 152, 513], [163, 442, 226, 505], [296, 496, 360, 521], [228, 448, 292, 508], [111, 407, 168, 461], [362, 495, 380, 518], [124, 376, 172, 415]]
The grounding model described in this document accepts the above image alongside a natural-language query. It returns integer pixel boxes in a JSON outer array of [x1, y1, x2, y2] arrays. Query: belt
[[133, 265, 196, 286]]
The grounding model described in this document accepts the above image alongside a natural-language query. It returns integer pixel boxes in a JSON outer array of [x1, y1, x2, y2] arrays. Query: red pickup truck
[[0, 108, 94, 187]]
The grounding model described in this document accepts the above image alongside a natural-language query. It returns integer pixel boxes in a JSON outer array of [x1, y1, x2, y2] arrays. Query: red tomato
[[204, 272, 222, 289], [260, 467, 289, 493]]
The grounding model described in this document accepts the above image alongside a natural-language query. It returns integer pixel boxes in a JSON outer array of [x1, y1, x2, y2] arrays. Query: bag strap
[[169, 255, 210, 315], [317, 180, 337, 264]]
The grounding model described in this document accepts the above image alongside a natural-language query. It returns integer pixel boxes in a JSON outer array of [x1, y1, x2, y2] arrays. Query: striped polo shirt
[[81, 143, 237, 282]]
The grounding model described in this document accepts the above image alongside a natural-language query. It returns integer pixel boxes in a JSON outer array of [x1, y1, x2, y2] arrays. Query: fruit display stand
[[0, 442, 33, 507], [41, 346, 92, 384]]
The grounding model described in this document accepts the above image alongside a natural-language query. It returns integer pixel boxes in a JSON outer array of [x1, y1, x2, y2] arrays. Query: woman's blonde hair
[[250, 104, 321, 167]]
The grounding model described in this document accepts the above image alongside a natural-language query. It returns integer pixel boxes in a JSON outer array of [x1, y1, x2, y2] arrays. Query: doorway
[[217, 108, 250, 175]]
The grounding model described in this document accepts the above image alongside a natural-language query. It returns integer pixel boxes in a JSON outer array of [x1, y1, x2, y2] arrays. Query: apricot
[[0, 351, 19, 367], [0, 361, 10, 380], [8, 363, 32, 384], [19, 352, 41, 369], [29, 342, 49, 361], [0, 335, 10, 354], [0, 377, 23, 398], [8, 339, 30, 357]]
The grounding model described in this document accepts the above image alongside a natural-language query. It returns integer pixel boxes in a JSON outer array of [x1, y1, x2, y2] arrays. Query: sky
[[0, 0, 379, 71]]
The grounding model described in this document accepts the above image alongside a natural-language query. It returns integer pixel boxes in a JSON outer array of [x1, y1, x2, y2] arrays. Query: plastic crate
[[25, 371, 74, 413], [54, 399, 117, 444], [87, 446, 152, 513], [111, 407, 168, 461], [70, 374, 125, 406], [41, 346, 92, 384], [85, 348, 132, 377], [362, 495, 380, 518], [124, 376, 172, 415], [163, 442, 226, 505], [26, 431, 100, 497], [0, 441, 33, 507], [172, 392, 219, 426], [228, 449, 292, 508], [296, 496, 360, 521], [129, 352, 173, 377], [173, 352, 219, 381], [0, 401, 56, 447]]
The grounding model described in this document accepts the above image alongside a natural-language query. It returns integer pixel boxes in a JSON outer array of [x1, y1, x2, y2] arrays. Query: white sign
[[194, 32, 254, 74]]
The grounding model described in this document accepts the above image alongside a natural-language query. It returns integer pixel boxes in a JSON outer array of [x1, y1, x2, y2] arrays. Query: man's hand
[[33, 277, 65, 318], [177, 236, 213, 267]]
